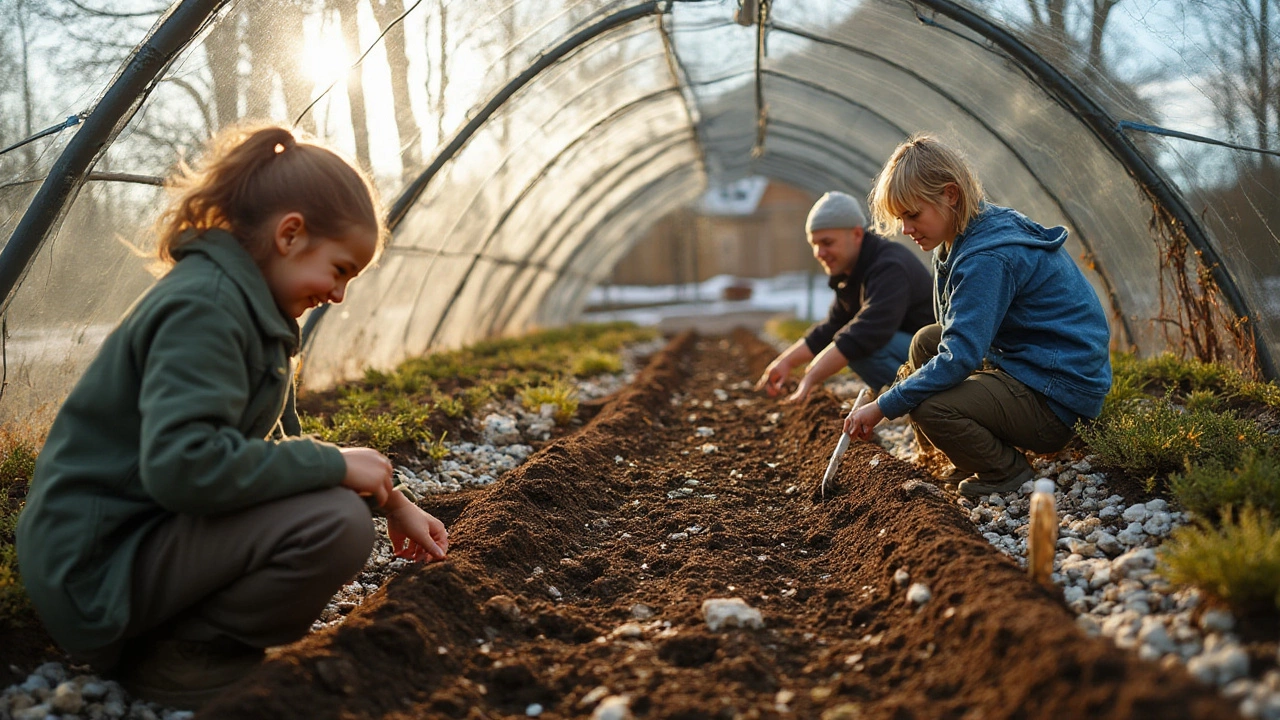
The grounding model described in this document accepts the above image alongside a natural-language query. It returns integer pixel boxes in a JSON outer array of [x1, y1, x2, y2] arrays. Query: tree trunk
[[333, 0, 371, 171], [371, 0, 423, 179], [205, 7, 241, 130]]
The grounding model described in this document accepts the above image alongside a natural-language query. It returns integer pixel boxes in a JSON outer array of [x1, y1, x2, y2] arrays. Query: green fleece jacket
[[16, 230, 348, 654]]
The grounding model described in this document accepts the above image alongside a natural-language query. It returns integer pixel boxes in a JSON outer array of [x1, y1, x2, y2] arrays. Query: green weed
[[419, 432, 451, 464], [1170, 450, 1280, 520], [1158, 506, 1280, 615], [520, 379, 580, 425], [571, 349, 623, 377]]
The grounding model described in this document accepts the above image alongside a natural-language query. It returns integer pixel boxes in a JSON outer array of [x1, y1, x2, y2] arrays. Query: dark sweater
[[803, 232, 935, 363]]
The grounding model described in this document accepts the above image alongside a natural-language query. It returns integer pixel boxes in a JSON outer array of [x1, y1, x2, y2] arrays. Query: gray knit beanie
[[805, 191, 866, 233]]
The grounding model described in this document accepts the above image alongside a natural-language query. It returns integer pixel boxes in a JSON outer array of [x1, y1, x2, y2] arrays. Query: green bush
[[1159, 506, 1280, 615], [571, 349, 623, 377], [1079, 396, 1271, 480], [520, 380, 579, 425], [1170, 450, 1280, 520]]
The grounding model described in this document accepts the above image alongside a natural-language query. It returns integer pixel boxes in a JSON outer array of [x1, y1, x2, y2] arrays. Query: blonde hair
[[152, 124, 385, 269], [868, 133, 985, 237]]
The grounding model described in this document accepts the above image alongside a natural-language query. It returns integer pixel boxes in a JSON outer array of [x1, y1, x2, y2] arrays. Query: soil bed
[[203, 332, 1237, 719]]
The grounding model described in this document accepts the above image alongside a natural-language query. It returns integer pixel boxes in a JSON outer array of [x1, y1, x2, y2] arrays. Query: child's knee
[[303, 488, 376, 580], [908, 324, 942, 369]]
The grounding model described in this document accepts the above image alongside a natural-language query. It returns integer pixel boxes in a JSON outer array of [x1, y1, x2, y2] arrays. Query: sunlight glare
[[302, 24, 351, 88]]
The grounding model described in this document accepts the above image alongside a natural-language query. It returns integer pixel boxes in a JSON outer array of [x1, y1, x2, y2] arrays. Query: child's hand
[[340, 447, 394, 507], [385, 493, 449, 562], [844, 400, 885, 440]]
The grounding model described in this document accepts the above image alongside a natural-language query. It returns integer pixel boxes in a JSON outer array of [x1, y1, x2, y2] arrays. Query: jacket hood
[[948, 203, 1068, 265]]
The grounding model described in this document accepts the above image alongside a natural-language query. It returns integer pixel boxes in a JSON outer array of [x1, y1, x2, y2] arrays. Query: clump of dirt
[[203, 331, 1237, 719]]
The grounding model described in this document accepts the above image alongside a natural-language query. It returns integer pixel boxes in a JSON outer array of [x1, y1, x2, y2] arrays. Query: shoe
[[957, 466, 1035, 499], [120, 638, 264, 710]]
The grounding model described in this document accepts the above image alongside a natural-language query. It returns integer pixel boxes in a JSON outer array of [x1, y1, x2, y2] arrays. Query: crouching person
[[16, 124, 448, 710], [844, 134, 1111, 498]]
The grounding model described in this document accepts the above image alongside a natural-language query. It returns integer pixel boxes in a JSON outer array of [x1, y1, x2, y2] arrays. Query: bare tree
[[370, 0, 424, 177], [329, 0, 371, 170], [244, 0, 317, 134]]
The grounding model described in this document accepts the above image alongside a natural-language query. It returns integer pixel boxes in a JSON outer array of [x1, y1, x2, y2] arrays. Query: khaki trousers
[[82, 486, 375, 670], [905, 324, 1075, 482]]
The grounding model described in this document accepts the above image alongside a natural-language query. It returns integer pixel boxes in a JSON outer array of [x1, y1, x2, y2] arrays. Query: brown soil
[[199, 331, 1237, 720]]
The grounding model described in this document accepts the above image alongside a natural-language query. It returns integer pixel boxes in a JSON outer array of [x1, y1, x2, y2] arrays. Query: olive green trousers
[[904, 324, 1075, 483], [80, 486, 374, 670]]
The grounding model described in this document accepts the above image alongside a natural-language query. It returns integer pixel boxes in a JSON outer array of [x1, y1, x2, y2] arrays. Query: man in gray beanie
[[756, 191, 933, 400]]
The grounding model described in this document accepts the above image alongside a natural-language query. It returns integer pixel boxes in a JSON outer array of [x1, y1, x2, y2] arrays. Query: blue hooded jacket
[[876, 204, 1112, 426]]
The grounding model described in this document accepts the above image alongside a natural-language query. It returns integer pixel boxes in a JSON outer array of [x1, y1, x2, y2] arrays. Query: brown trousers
[[82, 487, 375, 670], [905, 324, 1075, 482]]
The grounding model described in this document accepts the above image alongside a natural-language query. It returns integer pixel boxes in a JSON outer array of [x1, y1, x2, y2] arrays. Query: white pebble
[[527, 703, 544, 717], [893, 568, 911, 588], [702, 597, 764, 631], [1200, 608, 1236, 633], [592, 695, 634, 720], [907, 582, 932, 605]]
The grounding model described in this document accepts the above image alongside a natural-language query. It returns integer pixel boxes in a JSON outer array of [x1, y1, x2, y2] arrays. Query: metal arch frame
[[418, 91, 689, 348], [692, 69, 913, 143], [302, 1, 669, 346], [0, 0, 229, 313], [698, 105, 891, 179], [709, 144, 869, 198], [768, 21, 1140, 353], [701, 124, 883, 181], [441, 121, 696, 341], [549, 165, 704, 319], [385, 1, 665, 231], [482, 130, 700, 334], [910, 0, 1274, 378]]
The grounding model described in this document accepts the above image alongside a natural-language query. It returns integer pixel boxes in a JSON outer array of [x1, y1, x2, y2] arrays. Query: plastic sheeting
[[1, 0, 1277, 425]]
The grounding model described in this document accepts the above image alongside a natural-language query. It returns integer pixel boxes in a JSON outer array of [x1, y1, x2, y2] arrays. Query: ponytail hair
[[868, 133, 985, 237], [152, 124, 384, 269]]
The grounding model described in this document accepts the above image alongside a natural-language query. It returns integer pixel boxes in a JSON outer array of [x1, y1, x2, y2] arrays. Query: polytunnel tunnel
[[1, 0, 1278, 427]]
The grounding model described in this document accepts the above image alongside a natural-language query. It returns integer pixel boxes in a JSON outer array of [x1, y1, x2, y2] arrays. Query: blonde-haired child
[[844, 133, 1111, 497], [17, 124, 448, 708]]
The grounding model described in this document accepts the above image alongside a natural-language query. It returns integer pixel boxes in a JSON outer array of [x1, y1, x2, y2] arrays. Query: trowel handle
[[843, 388, 872, 422]]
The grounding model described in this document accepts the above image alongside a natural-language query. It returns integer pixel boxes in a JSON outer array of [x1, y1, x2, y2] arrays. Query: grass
[[1169, 449, 1280, 521], [1, 430, 39, 631], [1110, 351, 1280, 408], [300, 322, 658, 454], [1158, 506, 1280, 615]]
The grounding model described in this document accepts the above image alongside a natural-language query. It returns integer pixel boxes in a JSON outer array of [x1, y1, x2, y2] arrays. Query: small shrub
[[436, 396, 467, 419], [1183, 389, 1219, 413], [1159, 506, 1280, 615], [571, 350, 623, 377], [1079, 396, 1271, 479], [1170, 450, 1280, 520], [520, 380, 579, 425]]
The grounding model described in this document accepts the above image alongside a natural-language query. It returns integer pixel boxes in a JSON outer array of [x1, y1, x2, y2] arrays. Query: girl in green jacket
[[17, 125, 449, 708]]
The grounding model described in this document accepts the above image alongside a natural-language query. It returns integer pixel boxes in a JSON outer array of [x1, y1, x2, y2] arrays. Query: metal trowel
[[820, 388, 872, 498]]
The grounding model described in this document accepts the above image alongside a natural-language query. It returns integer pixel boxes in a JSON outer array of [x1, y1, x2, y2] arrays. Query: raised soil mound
[[203, 331, 1238, 719]]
